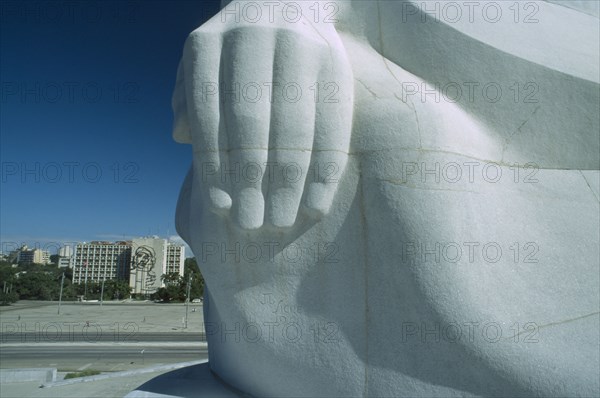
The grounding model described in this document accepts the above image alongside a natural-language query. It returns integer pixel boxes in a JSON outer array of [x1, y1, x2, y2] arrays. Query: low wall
[[0, 368, 56, 383]]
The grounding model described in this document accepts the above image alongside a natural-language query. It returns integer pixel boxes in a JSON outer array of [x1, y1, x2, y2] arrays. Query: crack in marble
[[356, 78, 378, 98], [300, 9, 336, 70], [501, 105, 541, 163], [374, 0, 425, 151], [396, 93, 424, 149], [503, 311, 600, 340], [579, 170, 600, 203]]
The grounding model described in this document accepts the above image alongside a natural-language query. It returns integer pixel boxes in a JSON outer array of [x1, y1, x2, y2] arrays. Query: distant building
[[58, 246, 73, 257], [16, 245, 50, 265], [58, 256, 72, 268], [166, 242, 185, 275], [129, 237, 185, 295], [73, 241, 132, 284], [71, 237, 185, 295], [57, 245, 74, 268]]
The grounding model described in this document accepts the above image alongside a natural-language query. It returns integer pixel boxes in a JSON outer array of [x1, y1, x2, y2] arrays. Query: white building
[[73, 241, 132, 284], [58, 256, 72, 268], [57, 245, 73, 268], [71, 237, 185, 295], [58, 246, 73, 257], [166, 242, 185, 275]]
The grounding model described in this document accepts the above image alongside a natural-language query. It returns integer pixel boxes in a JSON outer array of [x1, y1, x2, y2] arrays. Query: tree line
[[0, 257, 204, 305]]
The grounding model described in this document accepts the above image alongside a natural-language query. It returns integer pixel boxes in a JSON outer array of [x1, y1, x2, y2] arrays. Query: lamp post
[[58, 272, 65, 315], [84, 261, 88, 300], [100, 277, 105, 307], [184, 273, 192, 329]]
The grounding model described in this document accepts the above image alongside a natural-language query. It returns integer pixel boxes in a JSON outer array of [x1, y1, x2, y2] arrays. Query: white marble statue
[[172, 1, 599, 396]]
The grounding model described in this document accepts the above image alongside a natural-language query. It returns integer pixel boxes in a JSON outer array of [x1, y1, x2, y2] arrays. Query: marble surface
[[170, 1, 600, 396]]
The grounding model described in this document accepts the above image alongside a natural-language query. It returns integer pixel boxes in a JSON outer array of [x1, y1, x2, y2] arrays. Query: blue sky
[[0, 0, 221, 255]]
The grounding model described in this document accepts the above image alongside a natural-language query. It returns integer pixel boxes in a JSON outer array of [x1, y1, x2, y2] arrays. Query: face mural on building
[[133, 246, 156, 293]]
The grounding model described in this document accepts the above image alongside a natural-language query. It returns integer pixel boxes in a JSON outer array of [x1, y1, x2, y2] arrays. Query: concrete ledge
[[0, 342, 208, 348], [0, 368, 57, 383], [41, 360, 207, 388]]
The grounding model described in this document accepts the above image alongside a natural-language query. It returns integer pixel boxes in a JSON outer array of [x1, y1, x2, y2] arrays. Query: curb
[[41, 359, 209, 388], [0, 342, 208, 348]]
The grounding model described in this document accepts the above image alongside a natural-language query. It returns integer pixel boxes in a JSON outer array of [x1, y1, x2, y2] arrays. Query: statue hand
[[172, 2, 354, 230]]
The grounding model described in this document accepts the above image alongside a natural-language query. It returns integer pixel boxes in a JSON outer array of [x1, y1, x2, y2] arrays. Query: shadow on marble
[[127, 363, 245, 398]]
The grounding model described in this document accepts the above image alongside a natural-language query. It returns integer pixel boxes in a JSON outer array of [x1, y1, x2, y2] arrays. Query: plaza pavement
[[0, 300, 206, 337]]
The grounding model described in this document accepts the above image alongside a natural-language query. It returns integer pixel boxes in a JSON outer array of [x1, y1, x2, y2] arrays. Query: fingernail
[[268, 188, 298, 228], [209, 187, 232, 214], [236, 188, 264, 230], [305, 183, 334, 217]]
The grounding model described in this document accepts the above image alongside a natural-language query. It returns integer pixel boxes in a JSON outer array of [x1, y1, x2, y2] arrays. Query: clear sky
[[0, 0, 221, 255]]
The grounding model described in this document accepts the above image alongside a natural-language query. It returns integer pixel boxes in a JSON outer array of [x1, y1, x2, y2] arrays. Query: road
[[0, 344, 208, 372], [0, 332, 206, 343], [0, 301, 209, 372]]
